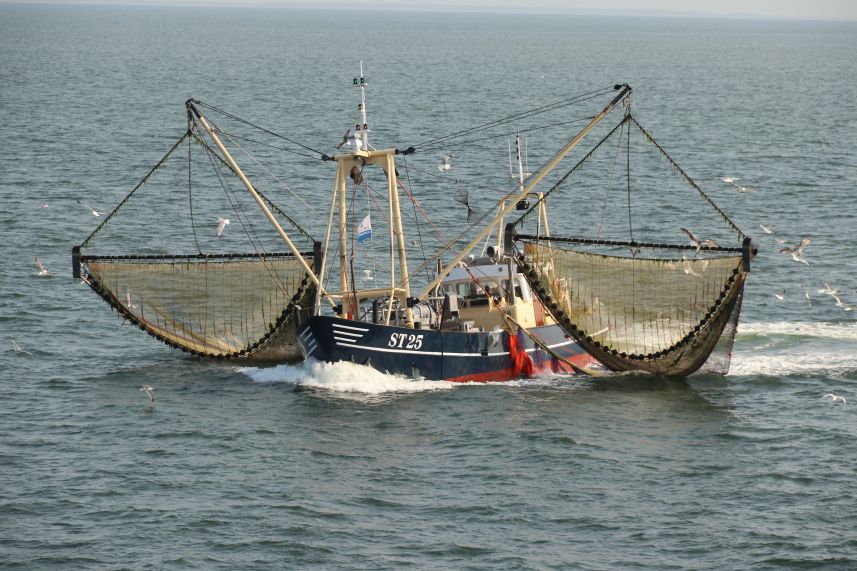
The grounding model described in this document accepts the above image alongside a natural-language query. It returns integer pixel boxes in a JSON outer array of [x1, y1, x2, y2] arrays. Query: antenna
[[515, 132, 525, 191], [354, 61, 369, 149]]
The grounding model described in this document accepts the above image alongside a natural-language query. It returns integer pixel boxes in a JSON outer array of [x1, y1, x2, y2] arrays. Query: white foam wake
[[238, 359, 455, 394], [728, 352, 857, 376], [737, 321, 857, 341], [729, 321, 857, 376]]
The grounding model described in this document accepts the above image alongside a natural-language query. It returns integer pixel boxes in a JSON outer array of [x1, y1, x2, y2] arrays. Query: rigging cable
[[417, 116, 594, 153], [410, 86, 615, 150], [192, 100, 328, 159]]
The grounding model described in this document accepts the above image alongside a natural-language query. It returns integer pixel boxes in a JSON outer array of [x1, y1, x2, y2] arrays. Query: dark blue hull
[[297, 316, 595, 382]]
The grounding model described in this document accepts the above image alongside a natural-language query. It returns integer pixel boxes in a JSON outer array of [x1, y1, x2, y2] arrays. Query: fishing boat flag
[[357, 214, 371, 243]]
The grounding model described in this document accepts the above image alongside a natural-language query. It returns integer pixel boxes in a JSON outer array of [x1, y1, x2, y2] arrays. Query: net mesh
[[83, 253, 312, 359], [520, 241, 746, 376], [76, 123, 320, 361]]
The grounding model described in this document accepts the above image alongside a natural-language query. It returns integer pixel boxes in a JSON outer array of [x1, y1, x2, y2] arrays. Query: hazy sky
[[8, 0, 857, 20]]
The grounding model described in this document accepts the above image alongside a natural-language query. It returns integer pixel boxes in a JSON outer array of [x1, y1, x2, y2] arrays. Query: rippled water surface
[[2, 6, 857, 569]]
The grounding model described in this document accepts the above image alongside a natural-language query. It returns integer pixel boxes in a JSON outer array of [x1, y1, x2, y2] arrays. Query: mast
[[497, 132, 526, 252], [186, 100, 323, 292], [323, 64, 414, 327], [416, 84, 632, 300], [337, 162, 349, 310]]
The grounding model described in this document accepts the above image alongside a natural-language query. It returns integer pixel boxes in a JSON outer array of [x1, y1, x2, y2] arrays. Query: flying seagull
[[216, 217, 230, 238], [818, 283, 837, 296], [437, 154, 452, 172], [779, 237, 810, 265], [720, 177, 755, 192], [11, 339, 33, 356], [140, 385, 155, 402], [830, 293, 854, 311], [680, 227, 720, 252], [35, 256, 48, 276], [77, 200, 106, 217], [759, 224, 774, 234], [773, 291, 785, 301], [823, 393, 846, 404]]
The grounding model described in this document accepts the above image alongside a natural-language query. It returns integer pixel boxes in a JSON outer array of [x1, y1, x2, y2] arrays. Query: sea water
[[2, 5, 857, 569]]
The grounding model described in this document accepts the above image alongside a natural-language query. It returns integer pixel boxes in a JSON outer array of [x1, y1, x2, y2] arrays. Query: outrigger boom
[[415, 84, 631, 300]]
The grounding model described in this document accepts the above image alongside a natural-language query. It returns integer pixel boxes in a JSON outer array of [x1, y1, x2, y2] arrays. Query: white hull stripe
[[331, 323, 370, 333], [335, 342, 501, 357], [333, 339, 574, 358], [328, 336, 573, 357], [334, 336, 358, 343], [330, 330, 363, 338]]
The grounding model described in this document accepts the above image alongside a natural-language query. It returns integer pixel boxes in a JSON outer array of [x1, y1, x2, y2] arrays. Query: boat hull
[[297, 316, 596, 382]]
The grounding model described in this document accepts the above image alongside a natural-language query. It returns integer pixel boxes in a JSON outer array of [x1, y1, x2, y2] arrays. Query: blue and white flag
[[357, 213, 372, 243]]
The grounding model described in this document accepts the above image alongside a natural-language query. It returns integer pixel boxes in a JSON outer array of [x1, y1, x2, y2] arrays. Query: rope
[[417, 116, 594, 153], [80, 131, 190, 249], [187, 133, 202, 254], [514, 116, 630, 227], [192, 99, 328, 158], [217, 129, 324, 217], [514, 234, 745, 253], [501, 313, 603, 377], [189, 134, 314, 241], [411, 87, 616, 150], [627, 115, 746, 240]]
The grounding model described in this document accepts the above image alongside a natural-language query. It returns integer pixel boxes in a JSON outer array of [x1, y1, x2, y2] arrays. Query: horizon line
[[2, 1, 856, 23]]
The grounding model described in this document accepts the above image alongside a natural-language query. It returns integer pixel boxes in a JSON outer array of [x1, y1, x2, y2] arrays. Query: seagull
[[362, 269, 374, 281], [818, 283, 837, 296], [720, 177, 755, 192], [759, 224, 774, 234], [11, 339, 33, 356], [335, 129, 351, 149], [680, 227, 720, 252], [35, 256, 49, 276], [681, 255, 702, 278], [140, 385, 155, 402], [125, 291, 137, 309], [831, 293, 854, 311], [779, 237, 810, 265], [39, 203, 49, 209], [823, 393, 846, 404], [773, 291, 785, 301], [800, 284, 811, 305], [215, 217, 230, 238], [437, 154, 452, 172], [77, 200, 106, 217]]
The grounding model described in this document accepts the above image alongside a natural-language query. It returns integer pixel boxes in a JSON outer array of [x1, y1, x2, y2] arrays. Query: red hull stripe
[[445, 354, 599, 383]]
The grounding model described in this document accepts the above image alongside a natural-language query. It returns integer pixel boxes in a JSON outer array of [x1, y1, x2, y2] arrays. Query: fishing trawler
[[74, 67, 753, 380]]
